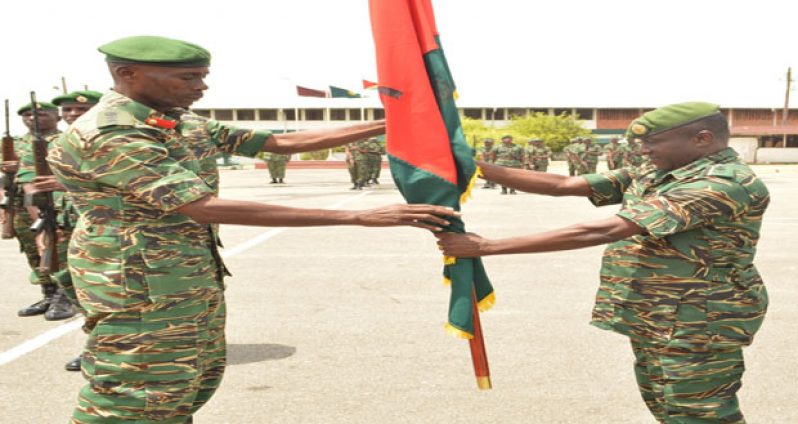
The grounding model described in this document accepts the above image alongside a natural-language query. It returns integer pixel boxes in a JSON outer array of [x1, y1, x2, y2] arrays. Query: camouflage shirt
[[584, 148, 769, 350], [47, 91, 271, 315], [526, 145, 551, 164], [477, 145, 495, 163], [494, 144, 524, 167]]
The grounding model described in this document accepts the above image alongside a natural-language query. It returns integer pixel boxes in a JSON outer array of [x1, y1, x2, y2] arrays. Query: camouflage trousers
[[532, 161, 548, 172], [354, 160, 370, 184], [12, 206, 50, 285], [71, 289, 226, 423], [631, 339, 746, 424], [586, 161, 598, 174], [267, 161, 287, 180], [367, 155, 382, 180]]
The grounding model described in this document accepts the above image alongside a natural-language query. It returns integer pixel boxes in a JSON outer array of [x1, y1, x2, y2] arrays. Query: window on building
[[214, 109, 233, 121], [553, 108, 572, 116], [507, 108, 527, 118], [330, 109, 347, 121], [372, 109, 385, 120], [491, 109, 505, 120], [304, 109, 324, 121], [575, 109, 594, 120], [193, 109, 211, 118], [236, 109, 255, 121], [463, 108, 482, 119], [529, 108, 548, 116], [258, 109, 278, 120], [283, 109, 296, 121], [348, 108, 362, 120]]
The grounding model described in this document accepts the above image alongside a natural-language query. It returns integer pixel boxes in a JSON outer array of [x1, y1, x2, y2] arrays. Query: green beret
[[628, 102, 721, 138], [17, 102, 58, 115], [98, 35, 211, 67], [52, 90, 103, 106]]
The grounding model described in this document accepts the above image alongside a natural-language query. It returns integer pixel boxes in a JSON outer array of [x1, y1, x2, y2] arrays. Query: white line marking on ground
[[0, 191, 372, 366]]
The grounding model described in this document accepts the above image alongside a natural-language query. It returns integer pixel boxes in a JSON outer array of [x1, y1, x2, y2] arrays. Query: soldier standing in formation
[[525, 138, 551, 172], [624, 137, 647, 168], [581, 136, 602, 174], [478, 138, 496, 188], [47, 35, 458, 423], [438, 102, 767, 424], [352, 138, 371, 189], [5, 102, 75, 321], [33, 90, 104, 371], [265, 152, 290, 183], [365, 137, 384, 185], [492, 134, 523, 194], [563, 137, 586, 176], [603, 136, 626, 170]]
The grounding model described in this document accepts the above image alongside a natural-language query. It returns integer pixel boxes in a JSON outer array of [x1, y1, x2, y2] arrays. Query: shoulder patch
[[96, 109, 136, 128], [707, 164, 739, 180]]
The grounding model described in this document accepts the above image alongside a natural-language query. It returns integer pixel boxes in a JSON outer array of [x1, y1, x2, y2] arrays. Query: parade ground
[[0, 162, 796, 423]]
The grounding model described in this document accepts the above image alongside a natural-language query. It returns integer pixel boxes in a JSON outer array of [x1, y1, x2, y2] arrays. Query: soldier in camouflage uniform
[[492, 135, 524, 194], [352, 138, 371, 189], [11, 101, 76, 320], [525, 138, 551, 172], [603, 137, 627, 170], [345, 142, 359, 190], [439, 102, 767, 424], [48, 35, 456, 424], [581, 136, 602, 174], [563, 137, 587, 176], [265, 152, 290, 183], [365, 137, 384, 185], [478, 138, 496, 188], [624, 138, 646, 168], [36, 91, 104, 371]]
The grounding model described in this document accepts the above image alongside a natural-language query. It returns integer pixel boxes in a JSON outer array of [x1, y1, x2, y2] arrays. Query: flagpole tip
[[476, 376, 492, 390]]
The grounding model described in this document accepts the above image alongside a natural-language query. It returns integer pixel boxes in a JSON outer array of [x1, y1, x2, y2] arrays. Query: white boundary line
[[0, 191, 372, 366]]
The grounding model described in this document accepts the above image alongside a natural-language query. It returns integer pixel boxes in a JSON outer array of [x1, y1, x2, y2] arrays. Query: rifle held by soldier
[[27, 92, 59, 273], [1, 99, 18, 239]]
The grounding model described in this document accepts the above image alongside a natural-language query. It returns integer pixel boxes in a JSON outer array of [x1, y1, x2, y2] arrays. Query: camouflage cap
[[17, 101, 58, 115], [52, 90, 103, 106], [627, 102, 721, 138], [98, 35, 211, 67]]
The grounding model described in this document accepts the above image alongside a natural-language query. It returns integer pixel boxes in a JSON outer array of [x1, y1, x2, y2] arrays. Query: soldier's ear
[[694, 130, 715, 148], [111, 65, 137, 82]]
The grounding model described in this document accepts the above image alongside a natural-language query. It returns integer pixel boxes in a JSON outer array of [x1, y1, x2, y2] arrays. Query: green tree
[[504, 112, 591, 152], [461, 116, 499, 150]]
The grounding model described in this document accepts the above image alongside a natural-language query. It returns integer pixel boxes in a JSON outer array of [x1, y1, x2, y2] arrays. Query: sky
[[2, 0, 798, 134]]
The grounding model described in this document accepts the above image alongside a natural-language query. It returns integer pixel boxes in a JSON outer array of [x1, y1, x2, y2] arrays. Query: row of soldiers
[[476, 135, 552, 194], [345, 137, 384, 190], [564, 136, 646, 175], [0, 90, 104, 372]]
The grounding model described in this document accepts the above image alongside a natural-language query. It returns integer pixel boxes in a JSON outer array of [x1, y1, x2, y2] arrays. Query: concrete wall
[[756, 147, 798, 163], [729, 137, 758, 163]]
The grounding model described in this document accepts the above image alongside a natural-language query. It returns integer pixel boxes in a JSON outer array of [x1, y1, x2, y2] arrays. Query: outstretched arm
[[177, 195, 459, 232], [264, 120, 385, 154], [436, 215, 643, 257], [478, 161, 592, 197]]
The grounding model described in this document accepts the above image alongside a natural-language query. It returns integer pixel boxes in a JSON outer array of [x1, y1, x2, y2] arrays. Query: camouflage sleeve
[[583, 168, 634, 206], [204, 120, 272, 158], [617, 178, 750, 238], [15, 150, 34, 183], [92, 131, 214, 212]]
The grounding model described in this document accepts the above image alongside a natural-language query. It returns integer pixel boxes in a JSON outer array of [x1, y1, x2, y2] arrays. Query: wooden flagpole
[[469, 288, 491, 389]]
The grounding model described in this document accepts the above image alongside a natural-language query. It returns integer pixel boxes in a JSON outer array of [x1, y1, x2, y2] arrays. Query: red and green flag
[[369, 0, 495, 388], [329, 85, 362, 98]]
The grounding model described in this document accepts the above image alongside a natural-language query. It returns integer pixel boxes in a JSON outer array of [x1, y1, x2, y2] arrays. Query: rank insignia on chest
[[145, 116, 178, 130]]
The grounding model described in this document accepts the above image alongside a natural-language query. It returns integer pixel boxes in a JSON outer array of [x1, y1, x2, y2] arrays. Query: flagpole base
[[476, 376, 492, 390]]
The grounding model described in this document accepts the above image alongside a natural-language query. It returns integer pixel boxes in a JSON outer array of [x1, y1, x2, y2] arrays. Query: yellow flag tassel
[[459, 166, 483, 205], [445, 323, 473, 340], [477, 291, 496, 313], [442, 276, 452, 286], [443, 255, 456, 265]]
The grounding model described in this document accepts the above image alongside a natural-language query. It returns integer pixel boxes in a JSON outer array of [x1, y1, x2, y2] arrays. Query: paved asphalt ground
[[0, 162, 796, 423]]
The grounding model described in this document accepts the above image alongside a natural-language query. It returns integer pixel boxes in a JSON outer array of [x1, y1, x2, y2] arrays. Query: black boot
[[509, 188, 517, 195], [279, 178, 284, 184], [500, 187, 508, 195], [45, 289, 77, 321], [350, 183, 359, 190], [65, 355, 82, 372], [371, 178, 379, 185], [269, 178, 277, 184], [18, 284, 56, 317]]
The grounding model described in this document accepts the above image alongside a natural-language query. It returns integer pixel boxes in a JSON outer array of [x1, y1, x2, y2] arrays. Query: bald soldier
[[438, 102, 768, 423], [47, 35, 458, 423]]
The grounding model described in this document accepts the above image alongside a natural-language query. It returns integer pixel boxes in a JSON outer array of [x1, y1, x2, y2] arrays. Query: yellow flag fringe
[[445, 322, 474, 340]]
